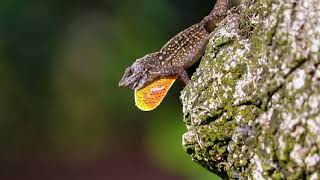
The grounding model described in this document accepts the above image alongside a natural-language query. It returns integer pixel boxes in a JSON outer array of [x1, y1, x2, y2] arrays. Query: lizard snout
[[118, 67, 140, 89]]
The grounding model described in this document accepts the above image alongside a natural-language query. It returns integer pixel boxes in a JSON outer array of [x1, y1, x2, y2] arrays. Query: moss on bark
[[181, 0, 320, 179]]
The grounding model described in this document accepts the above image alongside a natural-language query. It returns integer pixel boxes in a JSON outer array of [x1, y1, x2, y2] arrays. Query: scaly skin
[[119, 0, 231, 90]]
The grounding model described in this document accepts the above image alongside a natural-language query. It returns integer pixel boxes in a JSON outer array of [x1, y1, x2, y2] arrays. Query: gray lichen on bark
[[181, 0, 320, 179]]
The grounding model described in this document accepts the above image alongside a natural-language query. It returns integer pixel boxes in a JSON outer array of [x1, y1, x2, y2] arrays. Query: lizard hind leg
[[202, 0, 231, 33]]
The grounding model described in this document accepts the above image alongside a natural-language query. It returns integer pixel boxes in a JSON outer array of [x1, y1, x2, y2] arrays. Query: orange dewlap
[[134, 75, 177, 111]]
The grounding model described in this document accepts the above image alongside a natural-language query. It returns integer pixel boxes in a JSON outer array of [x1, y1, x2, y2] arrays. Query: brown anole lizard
[[119, 0, 231, 111]]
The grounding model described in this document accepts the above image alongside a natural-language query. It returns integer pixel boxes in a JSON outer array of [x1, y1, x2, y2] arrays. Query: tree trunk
[[181, 0, 320, 179]]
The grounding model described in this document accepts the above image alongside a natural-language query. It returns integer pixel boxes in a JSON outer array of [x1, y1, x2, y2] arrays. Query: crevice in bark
[[264, 57, 308, 111]]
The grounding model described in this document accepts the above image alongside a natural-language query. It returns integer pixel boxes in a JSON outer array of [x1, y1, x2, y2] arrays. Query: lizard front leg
[[177, 67, 190, 84]]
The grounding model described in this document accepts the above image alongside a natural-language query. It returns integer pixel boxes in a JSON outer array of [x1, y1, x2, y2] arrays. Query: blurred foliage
[[0, 0, 220, 179], [145, 106, 221, 180]]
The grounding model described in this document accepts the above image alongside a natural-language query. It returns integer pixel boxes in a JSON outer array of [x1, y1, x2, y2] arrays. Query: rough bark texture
[[181, 0, 320, 179]]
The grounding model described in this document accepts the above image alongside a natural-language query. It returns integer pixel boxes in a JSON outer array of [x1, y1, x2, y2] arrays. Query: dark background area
[[0, 0, 220, 179]]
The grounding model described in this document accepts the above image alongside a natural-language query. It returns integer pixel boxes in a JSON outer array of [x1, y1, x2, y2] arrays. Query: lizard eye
[[125, 67, 133, 75]]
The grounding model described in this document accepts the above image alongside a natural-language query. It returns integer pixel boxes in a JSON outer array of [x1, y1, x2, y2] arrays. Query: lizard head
[[119, 53, 159, 90]]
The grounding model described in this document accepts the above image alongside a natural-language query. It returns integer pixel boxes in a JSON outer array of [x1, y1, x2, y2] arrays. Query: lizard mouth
[[119, 62, 148, 90], [118, 71, 141, 90]]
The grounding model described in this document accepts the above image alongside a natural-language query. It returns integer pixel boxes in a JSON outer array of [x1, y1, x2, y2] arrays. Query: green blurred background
[[0, 0, 220, 179]]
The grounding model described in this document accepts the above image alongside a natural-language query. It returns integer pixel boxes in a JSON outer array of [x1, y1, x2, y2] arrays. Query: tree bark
[[181, 0, 320, 179]]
